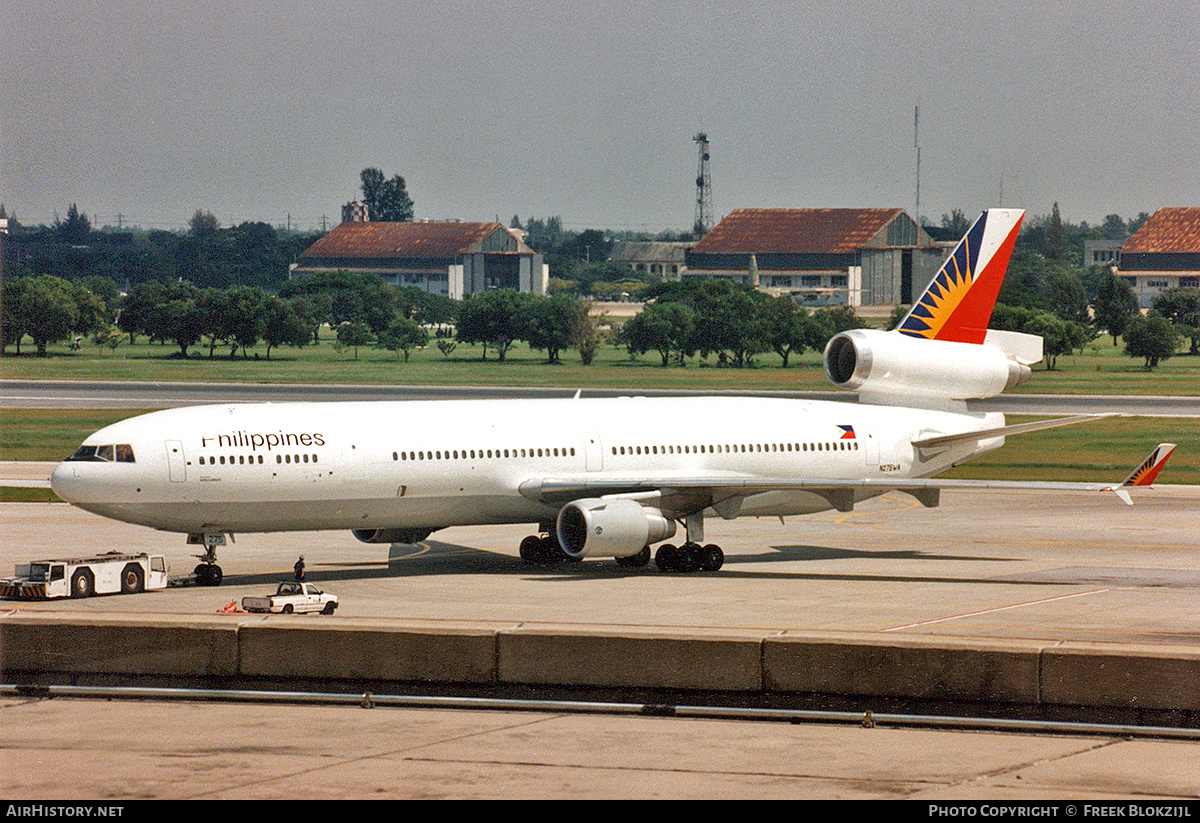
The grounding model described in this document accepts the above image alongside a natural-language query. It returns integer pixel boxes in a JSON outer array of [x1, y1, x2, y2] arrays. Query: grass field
[[4, 332, 1200, 395]]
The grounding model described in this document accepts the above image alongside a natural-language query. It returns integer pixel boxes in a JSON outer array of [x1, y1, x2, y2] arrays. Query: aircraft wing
[[518, 443, 1177, 517]]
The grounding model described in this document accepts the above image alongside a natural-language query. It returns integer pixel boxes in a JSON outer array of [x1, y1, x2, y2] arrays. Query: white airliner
[[50, 210, 1175, 585]]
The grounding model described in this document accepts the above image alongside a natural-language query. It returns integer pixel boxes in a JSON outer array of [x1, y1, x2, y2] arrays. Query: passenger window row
[[612, 441, 859, 456], [394, 446, 578, 461], [198, 454, 319, 466]]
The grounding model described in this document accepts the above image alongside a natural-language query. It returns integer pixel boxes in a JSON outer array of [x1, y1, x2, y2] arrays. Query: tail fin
[[1105, 443, 1177, 505], [896, 209, 1024, 344]]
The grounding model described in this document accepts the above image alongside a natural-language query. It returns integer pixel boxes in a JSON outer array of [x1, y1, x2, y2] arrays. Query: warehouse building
[[290, 211, 547, 298], [1115, 207, 1200, 307], [683, 208, 945, 306]]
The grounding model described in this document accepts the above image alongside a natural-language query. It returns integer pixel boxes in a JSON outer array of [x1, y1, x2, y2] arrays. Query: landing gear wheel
[[617, 545, 651, 568], [194, 563, 224, 586], [520, 535, 569, 565], [676, 542, 702, 574], [519, 535, 544, 564], [655, 544, 678, 572], [700, 544, 724, 572]]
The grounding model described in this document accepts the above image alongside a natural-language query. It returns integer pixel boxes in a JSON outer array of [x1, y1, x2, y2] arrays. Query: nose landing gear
[[186, 532, 228, 586]]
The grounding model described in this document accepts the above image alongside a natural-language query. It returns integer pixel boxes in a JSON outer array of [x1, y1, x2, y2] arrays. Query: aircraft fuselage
[[49, 396, 1002, 535]]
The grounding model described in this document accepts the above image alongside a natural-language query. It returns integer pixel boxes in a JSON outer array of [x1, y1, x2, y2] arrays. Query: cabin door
[[165, 440, 186, 483], [583, 432, 603, 472]]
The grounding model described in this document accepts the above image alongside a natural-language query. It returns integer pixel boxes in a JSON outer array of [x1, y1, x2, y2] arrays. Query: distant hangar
[[610, 208, 948, 307], [289, 216, 547, 298]]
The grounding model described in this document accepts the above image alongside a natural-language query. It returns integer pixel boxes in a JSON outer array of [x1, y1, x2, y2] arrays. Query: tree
[[573, 303, 604, 366], [1021, 312, 1087, 370], [1043, 268, 1089, 326], [360, 168, 414, 222], [336, 320, 373, 360], [1123, 312, 1179, 369], [1151, 288, 1200, 355], [189, 209, 219, 238], [761, 296, 814, 367], [1045, 202, 1067, 262], [160, 297, 205, 357], [939, 209, 970, 236], [376, 316, 427, 362], [55, 204, 91, 244], [9, 275, 96, 356], [524, 294, 586, 364], [197, 288, 233, 357], [225, 286, 268, 357], [1091, 270, 1139, 344], [617, 301, 696, 366], [261, 297, 312, 359], [456, 290, 530, 361]]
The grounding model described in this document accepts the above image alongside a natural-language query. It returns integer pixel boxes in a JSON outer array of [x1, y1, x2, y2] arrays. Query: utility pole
[[693, 132, 713, 237], [914, 104, 921, 226]]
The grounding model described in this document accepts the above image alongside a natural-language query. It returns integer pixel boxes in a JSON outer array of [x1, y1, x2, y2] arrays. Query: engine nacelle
[[352, 527, 433, 544], [824, 328, 1031, 406], [556, 498, 676, 559]]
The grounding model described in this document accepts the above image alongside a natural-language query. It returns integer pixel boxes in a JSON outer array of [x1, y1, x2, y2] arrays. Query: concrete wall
[[4, 614, 1199, 712]]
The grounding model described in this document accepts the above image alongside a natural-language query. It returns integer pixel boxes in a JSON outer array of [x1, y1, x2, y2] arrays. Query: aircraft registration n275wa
[[51, 210, 1175, 585]]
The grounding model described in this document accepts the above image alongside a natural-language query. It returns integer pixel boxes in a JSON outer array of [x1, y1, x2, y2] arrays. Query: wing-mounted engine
[[352, 527, 434, 544], [556, 498, 676, 559], [824, 328, 1035, 409]]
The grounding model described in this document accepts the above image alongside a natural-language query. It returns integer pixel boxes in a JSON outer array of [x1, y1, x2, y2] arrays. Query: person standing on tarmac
[[294, 555, 305, 581]]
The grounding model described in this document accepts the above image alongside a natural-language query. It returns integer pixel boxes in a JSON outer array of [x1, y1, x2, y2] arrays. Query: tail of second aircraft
[[824, 209, 1035, 408]]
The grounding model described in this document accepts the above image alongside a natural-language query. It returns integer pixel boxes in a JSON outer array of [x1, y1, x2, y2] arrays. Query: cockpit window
[[66, 444, 135, 463]]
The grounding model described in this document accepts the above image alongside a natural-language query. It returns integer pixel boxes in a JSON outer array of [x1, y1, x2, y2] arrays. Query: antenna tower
[[693, 132, 713, 236]]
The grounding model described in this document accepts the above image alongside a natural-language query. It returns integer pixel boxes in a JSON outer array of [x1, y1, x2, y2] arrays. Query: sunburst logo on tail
[[1120, 443, 1177, 487], [896, 210, 1023, 345]]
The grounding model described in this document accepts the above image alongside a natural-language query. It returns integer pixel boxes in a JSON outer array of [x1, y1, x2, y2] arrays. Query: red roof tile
[[300, 222, 521, 259], [691, 208, 904, 254], [1123, 208, 1200, 253]]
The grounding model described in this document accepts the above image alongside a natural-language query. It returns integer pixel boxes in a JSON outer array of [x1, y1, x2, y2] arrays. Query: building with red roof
[[683, 208, 944, 306], [290, 207, 546, 298], [1116, 208, 1200, 307]]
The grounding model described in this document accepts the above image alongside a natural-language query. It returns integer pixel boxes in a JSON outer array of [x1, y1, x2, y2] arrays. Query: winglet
[[1104, 443, 1177, 505], [896, 209, 1024, 344]]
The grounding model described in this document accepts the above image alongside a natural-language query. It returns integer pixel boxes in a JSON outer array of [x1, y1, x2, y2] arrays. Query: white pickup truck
[[242, 581, 338, 615]]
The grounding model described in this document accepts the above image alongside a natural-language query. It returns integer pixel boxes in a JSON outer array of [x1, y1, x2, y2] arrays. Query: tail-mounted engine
[[556, 498, 676, 560], [824, 329, 1034, 408]]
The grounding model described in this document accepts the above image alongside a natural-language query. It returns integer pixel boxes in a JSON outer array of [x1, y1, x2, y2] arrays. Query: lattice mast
[[693, 132, 713, 237]]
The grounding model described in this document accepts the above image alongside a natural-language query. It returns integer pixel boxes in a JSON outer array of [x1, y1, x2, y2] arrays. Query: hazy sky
[[3, 1, 1197, 233]]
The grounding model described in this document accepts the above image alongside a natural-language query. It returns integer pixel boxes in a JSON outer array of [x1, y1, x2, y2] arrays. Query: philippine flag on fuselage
[[837, 425, 856, 440]]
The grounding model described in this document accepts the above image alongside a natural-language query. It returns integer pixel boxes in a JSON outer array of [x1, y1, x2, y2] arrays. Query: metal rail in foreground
[[5, 683, 1199, 741]]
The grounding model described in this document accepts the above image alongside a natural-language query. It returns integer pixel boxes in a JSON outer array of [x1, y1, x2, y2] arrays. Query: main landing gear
[[653, 511, 725, 573], [654, 542, 724, 573], [519, 534, 577, 565], [516, 535, 724, 573]]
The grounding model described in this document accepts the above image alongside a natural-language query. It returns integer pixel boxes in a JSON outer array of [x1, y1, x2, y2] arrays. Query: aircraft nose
[[49, 462, 79, 502]]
